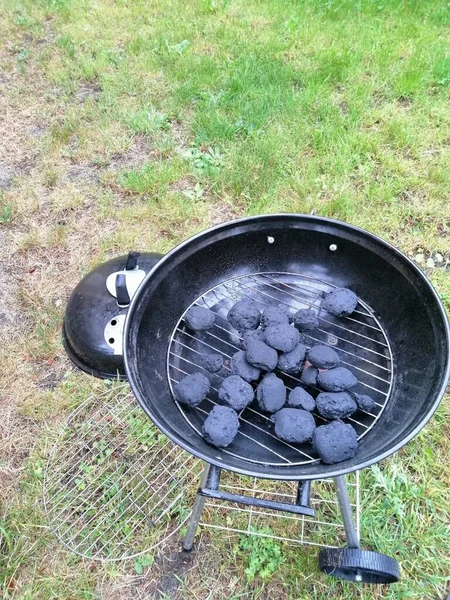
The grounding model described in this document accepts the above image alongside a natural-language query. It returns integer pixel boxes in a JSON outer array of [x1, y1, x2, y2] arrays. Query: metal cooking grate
[[168, 272, 393, 467], [43, 385, 203, 561]]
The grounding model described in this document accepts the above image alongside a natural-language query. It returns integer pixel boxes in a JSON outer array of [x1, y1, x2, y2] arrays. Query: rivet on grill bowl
[[327, 335, 338, 345], [267, 236, 275, 244], [329, 244, 338, 251]]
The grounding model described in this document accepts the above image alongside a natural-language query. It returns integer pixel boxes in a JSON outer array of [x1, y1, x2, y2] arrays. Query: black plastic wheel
[[318, 548, 400, 584]]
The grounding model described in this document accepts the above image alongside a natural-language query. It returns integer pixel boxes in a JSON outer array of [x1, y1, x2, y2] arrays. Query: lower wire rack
[[199, 472, 359, 549], [43, 384, 359, 561]]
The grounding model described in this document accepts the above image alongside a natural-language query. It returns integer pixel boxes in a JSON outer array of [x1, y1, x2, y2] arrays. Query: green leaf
[[133, 555, 153, 574], [133, 559, 143, 575], [141, 556, 154, 568], [170, 40, 190, 55]]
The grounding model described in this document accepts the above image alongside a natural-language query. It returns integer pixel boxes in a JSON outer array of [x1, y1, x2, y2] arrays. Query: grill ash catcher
[[60, 215, 450, 584]]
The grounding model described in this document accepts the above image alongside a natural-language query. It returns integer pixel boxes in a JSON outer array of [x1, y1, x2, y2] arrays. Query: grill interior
[[167, 272, 393, 467]]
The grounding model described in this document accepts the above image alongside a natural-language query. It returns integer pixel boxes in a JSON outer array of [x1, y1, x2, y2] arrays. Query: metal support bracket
[[183, 462, 316, 552], [199, 464, 315, 517]]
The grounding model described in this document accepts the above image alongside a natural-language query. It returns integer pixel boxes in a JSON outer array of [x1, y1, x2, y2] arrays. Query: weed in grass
[[182, 145, 224, 177], [133, 555, 154, 574], [126, 109, 169, 135], [0, 202, 14, 224], [237, 529, 284, 582], [182, 182, 205, 200], [124, 409, 159, 453], [16, 47, 30, 64], [169, 39, 190, 56]]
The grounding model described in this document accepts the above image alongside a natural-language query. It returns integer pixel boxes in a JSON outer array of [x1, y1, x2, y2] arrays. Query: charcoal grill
[[121, 214, 449, 583], [58, 214, 449, 583]]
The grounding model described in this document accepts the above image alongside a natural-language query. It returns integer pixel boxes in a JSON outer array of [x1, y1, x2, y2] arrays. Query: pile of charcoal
[[174, 288, 375, 465]]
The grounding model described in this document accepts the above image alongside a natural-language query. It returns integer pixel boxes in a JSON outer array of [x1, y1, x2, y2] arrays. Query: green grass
[[1, 0, 450, 597]]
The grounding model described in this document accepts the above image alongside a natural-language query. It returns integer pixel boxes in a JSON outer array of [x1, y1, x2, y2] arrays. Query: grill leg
[[182, 462, 211, 552], [332, 475, 359, 549]]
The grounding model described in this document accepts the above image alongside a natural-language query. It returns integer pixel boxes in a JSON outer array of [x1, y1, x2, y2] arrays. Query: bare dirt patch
[[0, 163, 14, 189], [0, 72, 45, 181], [98, 539, 197, 600], [396, 95, 413, 108], [64, 164, 101, 184], [167, 115, 193, 155], [108, 134, 153, 170], [207, 199, 244, 226], [168, 175, 197, 194], [0, 230, 23, 341], [397, 188, 427, 204], [75, 80, 102, 103]]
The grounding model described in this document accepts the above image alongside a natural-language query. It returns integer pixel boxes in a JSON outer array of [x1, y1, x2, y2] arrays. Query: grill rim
[[123, 214, 450, 480]]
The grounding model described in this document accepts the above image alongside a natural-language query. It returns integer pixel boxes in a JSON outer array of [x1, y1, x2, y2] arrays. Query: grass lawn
[[1, 0, 450, 597]]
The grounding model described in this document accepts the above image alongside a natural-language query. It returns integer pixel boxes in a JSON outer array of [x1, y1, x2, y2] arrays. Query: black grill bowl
[[124, 215, 450, 480]]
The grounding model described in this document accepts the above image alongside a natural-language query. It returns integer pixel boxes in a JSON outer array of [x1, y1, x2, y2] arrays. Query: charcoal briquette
[[307, 345, 340, 369], [202, 405, 239, 448], [243, 328, 265, 348], [231, 350, 261, 382], [227, 299, 261, 333], [245, 339, 278, 371], [218, 375, 254, 411], [293, 308, 319, 332], [263, 323, 300, 353], [322, 288, 358, 317], [287, 387, 315, 411], [312, 420, 358, 464], [272, 408, 316, 443], [201, 353, 224, 373], [301, 366, 319, 386], [256, 373, 286, 413], [277, 342, 307, 374], [317, 367, 358, 392], [316, 391, 357, 419], [260, 305, 290, 330], [354, 393, 376, 412], [174, 372, 210, 407], [184, 306, 216, 331]]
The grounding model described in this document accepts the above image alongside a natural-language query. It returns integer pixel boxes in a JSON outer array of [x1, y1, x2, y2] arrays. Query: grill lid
[[63, 251, 163, 379]]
